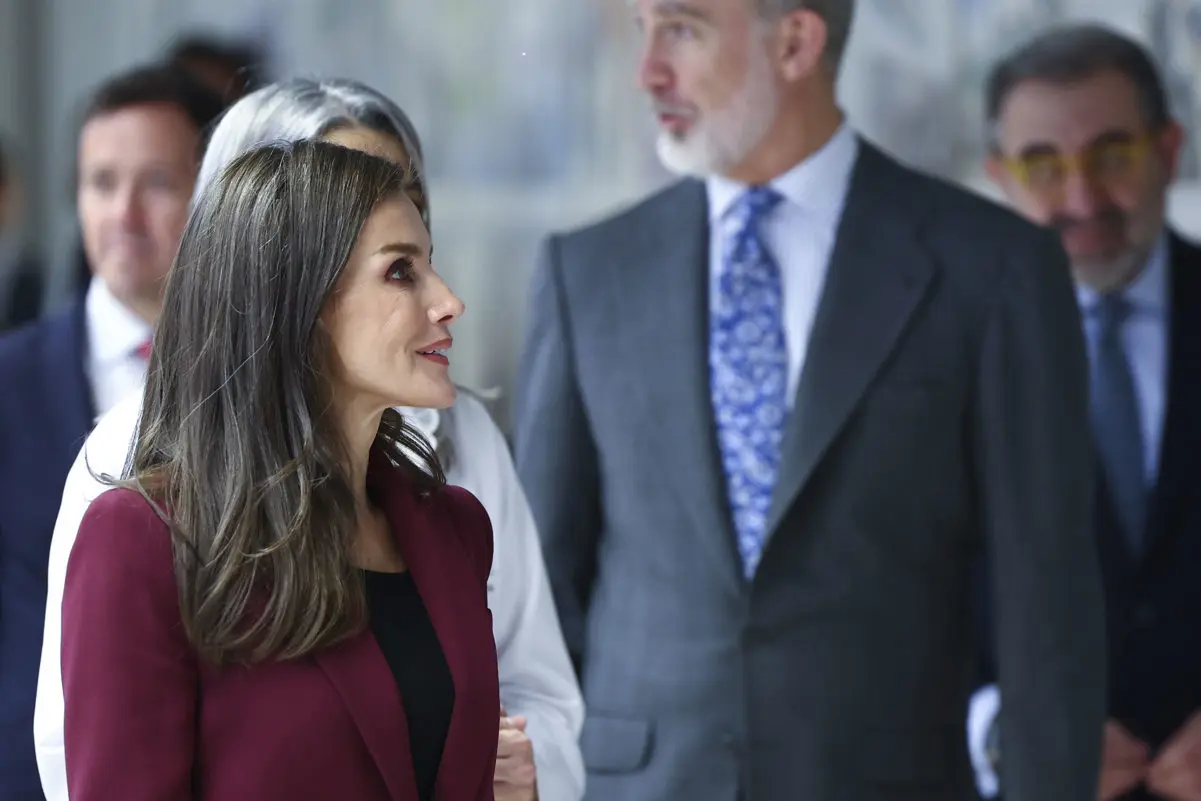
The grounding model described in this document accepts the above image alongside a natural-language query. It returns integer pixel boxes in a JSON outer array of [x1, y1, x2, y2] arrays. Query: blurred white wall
[[0, 0, 48, 251], [6, 0, 1201, 431], [6, 0, 665, 429]]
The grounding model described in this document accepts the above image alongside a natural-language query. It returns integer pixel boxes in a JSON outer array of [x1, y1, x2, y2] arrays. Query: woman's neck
[[351, 503, 404, 572], [340, 402, 384, 513], [340, 407, 407, 572]]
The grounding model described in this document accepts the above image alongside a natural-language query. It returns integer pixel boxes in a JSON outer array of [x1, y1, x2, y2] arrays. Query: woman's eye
[[387, 259, 414, 282]]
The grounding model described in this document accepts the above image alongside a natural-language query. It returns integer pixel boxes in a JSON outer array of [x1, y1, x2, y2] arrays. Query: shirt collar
[[1076, 231, 1169, 316], [706, 123, 859, 224], [85, 276, 154, 363]]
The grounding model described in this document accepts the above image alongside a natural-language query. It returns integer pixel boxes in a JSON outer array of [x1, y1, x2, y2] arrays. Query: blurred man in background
[[972, 24, 1201, 801], [0, 64, 222, 801]]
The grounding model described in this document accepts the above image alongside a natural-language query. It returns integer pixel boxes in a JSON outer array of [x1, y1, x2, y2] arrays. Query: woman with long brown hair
[[35, 78, 582, 801], [58, 139, 498, 800]]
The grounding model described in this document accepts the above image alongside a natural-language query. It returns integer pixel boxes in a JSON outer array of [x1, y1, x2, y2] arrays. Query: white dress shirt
[[705, 123, 859, 404], [34, 388, 585, 801], [967, 233, 1170, 797], [83, 277, 153, 417]]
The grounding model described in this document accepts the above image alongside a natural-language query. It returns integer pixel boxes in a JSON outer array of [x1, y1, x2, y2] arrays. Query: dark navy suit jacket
[[977, 232, 1201, 800], [0, 297, 94, 801], [1102, 235, 1201, 798]]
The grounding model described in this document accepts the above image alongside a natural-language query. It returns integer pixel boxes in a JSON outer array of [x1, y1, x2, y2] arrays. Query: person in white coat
[[33, 78, 584, 801]]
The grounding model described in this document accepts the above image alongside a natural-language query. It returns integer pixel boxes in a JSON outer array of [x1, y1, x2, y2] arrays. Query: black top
[[365, 570, 455, 801]]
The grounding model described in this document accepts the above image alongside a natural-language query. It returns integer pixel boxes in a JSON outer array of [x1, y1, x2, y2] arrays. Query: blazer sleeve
[[512, 235, 604, 676], [972, 229, 1106, 801], [61, 488, 198, 801]]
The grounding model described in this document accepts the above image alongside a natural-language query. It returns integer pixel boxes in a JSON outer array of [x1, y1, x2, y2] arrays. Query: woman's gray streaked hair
[[191, 76, 460, 466], [122, 140, 444, 663], [196, 78, 426, 220]]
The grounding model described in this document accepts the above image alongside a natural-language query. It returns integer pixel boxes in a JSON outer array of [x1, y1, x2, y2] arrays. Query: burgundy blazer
[[61, 457, 499, 801]]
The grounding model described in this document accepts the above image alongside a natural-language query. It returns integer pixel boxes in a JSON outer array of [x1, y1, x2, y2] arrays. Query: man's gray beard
[[652, 32, 780, 178]]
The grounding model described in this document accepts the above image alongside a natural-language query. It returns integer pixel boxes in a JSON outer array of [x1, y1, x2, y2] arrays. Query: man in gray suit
[[513, 1, 1106, 800]]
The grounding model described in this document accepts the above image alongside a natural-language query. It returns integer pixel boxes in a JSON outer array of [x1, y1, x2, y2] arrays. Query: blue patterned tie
[[1089, 294, 1146, 554], [710, 186, 788, 578]]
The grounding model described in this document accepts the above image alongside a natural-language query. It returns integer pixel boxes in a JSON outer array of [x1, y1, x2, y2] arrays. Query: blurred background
[[4, 0, 1201, 432]]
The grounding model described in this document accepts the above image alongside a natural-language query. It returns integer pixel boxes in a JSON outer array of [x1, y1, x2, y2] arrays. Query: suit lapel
[[619, 180, 745, 592], [1142, 232, 1201, 562], [1093, 470, 1139, 587], [41, 299, 97, 458], [764, 143, 937, 539]]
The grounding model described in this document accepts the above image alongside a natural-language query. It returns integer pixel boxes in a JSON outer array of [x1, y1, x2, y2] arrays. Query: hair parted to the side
[[117, 139, 444, 665], [983, 24, 1170, 151], [196, 78, 429, 226], [77, 62, 226, 155]]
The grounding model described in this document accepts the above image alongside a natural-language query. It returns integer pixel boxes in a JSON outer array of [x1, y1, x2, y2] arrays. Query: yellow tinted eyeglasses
[[1001, 132, 1155, 197]]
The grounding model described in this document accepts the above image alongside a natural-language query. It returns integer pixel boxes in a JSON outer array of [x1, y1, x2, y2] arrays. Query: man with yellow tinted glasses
[[971, 23, 1201, 801]]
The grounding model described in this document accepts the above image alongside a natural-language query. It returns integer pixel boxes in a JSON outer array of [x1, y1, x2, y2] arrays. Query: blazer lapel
[[311, 630, 417, 800], [314, 458, 497, 801], [618, 180, 745, 593], [311, 460, 426, 801], [381, 468, 495, 801], [764, 143, 937, 539]]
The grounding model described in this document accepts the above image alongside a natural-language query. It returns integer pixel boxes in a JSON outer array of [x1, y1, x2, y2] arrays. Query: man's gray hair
[[758, 0, 855, 75], [196, 78, 425, 211]]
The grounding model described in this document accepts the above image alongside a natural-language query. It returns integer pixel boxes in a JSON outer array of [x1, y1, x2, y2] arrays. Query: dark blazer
[[977, 232, 1201, 801], [60, 458, 499, 801], [514, 139, 1105, 801], [1103, 233, 1201, 757], [0, 298, 93, 801]]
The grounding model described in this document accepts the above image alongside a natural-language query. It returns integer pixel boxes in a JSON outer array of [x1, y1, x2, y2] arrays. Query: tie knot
[[1092, 293, 1132, 331], [732, 185, 782, 225], [134, 339, 152, 360]]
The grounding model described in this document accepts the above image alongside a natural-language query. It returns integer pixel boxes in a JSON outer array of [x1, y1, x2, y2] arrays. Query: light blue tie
[[1089, 294, 1146, 554], [710, 186, 787, 578]]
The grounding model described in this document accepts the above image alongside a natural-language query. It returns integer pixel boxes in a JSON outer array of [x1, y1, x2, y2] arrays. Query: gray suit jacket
[[513, 141, 1105, 801]]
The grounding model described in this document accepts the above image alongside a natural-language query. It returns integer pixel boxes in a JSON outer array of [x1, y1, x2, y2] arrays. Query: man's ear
[[1156, 119, 1185, 182], [776, 8, 827, 83], [984, 154, 1007, 189]]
